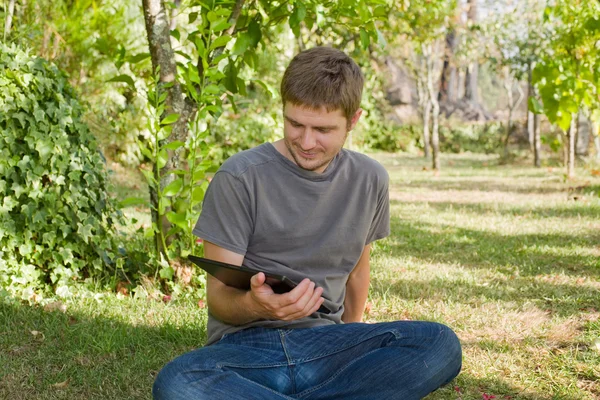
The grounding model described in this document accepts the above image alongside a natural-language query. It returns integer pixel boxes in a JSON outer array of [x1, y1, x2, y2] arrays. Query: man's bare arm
[[203, 240, 325, 325], [342, 244, 371, 323]]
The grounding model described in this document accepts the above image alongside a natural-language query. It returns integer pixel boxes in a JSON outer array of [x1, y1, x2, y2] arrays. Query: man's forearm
[[342, 244, 371, 323], [342, 273, 370, 323], [206, 276, 261, 325]]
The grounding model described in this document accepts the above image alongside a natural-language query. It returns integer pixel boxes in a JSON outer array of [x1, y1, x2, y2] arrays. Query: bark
[[533, 113, 541, 167], [424, 43, 441, 170], [593, 119, 600, 160], [503, 71, 524, 158], [142, 0, 197, 255], [3, 0, 16, 39], [527, 64, 534, 149], [567, 113, 577, 178], [416, 61, 431, 158], [438, 30, 457, 102], [423, 99, 432, 158], [464, 0, 479, 104]]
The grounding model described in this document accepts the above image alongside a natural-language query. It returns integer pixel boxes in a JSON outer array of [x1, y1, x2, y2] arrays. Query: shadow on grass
[[387, 211, 600, 279], [0, 300, 207, 400], [397, 199, 600, 220], [1, 300, 594, 400], [371, 274, 600, 318], [395, 178, 579, 196]]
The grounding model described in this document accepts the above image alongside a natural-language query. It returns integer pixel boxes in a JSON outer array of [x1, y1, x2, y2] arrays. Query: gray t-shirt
[[193, 142, 390, 345]]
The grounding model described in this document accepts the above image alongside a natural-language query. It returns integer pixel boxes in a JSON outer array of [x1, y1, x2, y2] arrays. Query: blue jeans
[[153, 321, 462, 400]]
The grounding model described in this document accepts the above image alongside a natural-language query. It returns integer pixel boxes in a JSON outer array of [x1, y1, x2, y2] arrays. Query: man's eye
[[317, 129, 330, 133]]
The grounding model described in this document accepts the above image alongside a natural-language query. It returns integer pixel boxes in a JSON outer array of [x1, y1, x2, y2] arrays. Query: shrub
[[0, 44, 123, 300], [439, 122, 504, 154]]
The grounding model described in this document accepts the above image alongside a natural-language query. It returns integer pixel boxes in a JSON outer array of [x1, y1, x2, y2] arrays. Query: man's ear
[[348, 108, 363, 131]]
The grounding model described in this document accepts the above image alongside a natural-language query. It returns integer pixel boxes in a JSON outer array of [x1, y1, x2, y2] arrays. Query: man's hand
[[248, 272, 325, 321]]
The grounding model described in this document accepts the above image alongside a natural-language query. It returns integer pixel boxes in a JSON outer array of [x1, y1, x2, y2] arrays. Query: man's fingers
[[276, 278, 312, 307], [277, 284, 323, 320]]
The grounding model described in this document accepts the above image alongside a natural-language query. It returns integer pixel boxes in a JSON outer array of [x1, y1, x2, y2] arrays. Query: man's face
[[282, 103, 362, 174]]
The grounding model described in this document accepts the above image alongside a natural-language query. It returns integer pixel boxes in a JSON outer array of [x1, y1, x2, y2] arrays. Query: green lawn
[[1, 152, 599, 399]]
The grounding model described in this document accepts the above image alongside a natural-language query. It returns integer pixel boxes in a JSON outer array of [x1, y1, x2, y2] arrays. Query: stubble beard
[[284, 139, 333, 172]]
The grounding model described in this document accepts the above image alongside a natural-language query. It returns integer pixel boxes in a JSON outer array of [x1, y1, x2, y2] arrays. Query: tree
[[463, 0, 479, 105], [391, 0, 456, 170], [139, 0, 391, 263], [532, 0, 600, 178]]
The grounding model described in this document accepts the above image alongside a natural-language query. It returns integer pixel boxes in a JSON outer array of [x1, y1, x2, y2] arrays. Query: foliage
[[439, 122, 505, 154], [531, 1, 600, 131], [1, 0, 151, 167], [0, 44, 125, 300], [357, 122, 421, 153]]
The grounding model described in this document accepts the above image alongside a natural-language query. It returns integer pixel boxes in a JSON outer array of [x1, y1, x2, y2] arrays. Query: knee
[[153, 358, 192, 400], [152, 361, 176, 400], [431, 322, 462, 374]]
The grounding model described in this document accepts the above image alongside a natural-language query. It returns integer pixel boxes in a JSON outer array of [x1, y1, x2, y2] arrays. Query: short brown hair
[[280, 47, 364, 123]]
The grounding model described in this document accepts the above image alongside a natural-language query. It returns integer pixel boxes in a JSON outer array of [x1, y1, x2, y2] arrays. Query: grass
[[1, 152, 599, 399]]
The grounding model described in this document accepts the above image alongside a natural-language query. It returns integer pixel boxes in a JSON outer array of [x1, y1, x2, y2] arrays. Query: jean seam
[[279, 329, 297, 395], [292, 329, 402, 363], [217, 362, 289, 368]]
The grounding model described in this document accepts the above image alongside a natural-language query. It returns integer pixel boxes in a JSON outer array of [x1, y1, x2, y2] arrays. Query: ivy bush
[[0, 44, 123, 300]]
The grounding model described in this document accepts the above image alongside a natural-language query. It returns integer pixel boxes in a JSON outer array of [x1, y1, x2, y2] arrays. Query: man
[[153, 46, 461, 400]]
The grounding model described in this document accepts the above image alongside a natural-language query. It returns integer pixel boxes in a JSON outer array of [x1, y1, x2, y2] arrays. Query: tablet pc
[[187, 255, 331, 314], [187, 255, 297, 294]]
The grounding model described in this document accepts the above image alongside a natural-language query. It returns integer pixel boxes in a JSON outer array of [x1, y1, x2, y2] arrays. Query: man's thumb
[[250, 272, 265, 288]]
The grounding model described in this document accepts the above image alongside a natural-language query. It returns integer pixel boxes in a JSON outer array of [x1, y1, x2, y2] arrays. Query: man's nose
[[300, 129, 317, 150]]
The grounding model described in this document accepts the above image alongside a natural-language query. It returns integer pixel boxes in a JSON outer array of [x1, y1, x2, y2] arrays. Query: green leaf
[[289, 2, 307, 36], [189, 12, 199, 24], [170, 29, 181, 41], [204, 84, 221, 94], [210, 35, 233, 51], [160, 113, 180, 125], [224, 61, 238, 93], [163, 140, 185, 151], [211, 18, 232, 32], [528, 97, 543, 115], [166, 211, 188, 229], [159, 266, 175, 280], [359, 29, 370, 50], [158, 149, 169, 169], [106, 74, 135, 88], [192, 186, 205, 204], [247, 21, 262, 47], [163, 178, 183, 196], [232, 33, 253, 55]]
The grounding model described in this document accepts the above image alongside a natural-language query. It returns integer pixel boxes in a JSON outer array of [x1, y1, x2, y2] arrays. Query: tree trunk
[[3, 0, 16, 39], [503, 70, 514, 158], [423, 98, 432, 158], [464, 0, 479, 105], [438, 30, 457, 102], [415, 59, 430, 158], [593, 119, 600, 160], [567, 114, 577, 178], [527, 64, 534, 150], [142, 0, 197, 257], [424, 42, 441, 170], [464, 64, 478, 104], [533, 113, 541, 167]]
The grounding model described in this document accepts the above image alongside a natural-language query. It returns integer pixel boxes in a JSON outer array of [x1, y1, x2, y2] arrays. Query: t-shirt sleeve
[[365, 173, 390, 245], [192, 171, 254, 255]]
